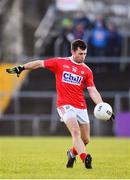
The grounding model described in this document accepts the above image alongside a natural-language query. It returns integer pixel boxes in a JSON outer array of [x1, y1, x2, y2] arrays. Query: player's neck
[[69, 56, 83, 65]]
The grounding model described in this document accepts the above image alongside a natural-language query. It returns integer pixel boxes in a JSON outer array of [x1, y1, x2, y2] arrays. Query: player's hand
[[110, 113, 115, 121], [6, 65, 25, 77]]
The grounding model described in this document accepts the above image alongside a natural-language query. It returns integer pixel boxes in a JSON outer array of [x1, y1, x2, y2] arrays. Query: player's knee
[[71, 128, 80, 138]]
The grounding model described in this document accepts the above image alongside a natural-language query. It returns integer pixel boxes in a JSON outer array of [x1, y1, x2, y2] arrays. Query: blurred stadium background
[[0, 0, 130, 137]]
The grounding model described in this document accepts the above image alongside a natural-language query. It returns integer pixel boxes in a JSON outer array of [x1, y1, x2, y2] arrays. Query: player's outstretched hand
[[6, 65, 25, 77]]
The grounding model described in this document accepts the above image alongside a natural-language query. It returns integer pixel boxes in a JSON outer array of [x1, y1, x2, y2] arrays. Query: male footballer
[[6, 39, 104, 169]]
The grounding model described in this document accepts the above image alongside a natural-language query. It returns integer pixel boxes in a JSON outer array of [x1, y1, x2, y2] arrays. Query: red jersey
[[44, 57, 95, 109]]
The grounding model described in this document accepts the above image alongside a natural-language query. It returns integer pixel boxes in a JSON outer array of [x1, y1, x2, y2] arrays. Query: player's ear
[[71, 49, 76, 56]]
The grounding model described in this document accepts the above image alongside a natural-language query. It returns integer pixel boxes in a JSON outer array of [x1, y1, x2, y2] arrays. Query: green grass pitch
[[0, 137, 130, 179]]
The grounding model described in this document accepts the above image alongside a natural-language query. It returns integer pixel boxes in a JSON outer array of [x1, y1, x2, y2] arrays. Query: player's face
[[71, 47, 87, 64]]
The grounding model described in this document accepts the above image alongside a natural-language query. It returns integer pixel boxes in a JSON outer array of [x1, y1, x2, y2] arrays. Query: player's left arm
[[87, 86, 103, 105], [88, 86, 115, 120]]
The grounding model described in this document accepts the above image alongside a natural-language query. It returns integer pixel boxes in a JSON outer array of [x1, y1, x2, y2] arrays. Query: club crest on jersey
[[81, 71, 84, 74], [62, 71, 83, 85]]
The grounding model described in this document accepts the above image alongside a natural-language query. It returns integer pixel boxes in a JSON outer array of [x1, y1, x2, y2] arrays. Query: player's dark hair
[[71, 39, 88, 51]]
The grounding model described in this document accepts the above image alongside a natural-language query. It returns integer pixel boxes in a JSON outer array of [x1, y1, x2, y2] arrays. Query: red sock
[[80, 153, 87, 161], [71, 147, 78, 156]]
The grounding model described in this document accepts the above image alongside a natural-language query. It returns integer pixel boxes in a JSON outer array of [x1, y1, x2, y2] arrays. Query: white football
[[94, 102, 113, 120]]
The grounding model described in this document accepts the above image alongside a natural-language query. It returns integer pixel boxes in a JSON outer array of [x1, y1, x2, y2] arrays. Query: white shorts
[[57, 105, 89, 124]]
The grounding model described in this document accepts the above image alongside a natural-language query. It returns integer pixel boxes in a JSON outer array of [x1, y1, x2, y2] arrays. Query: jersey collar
[[69, 56, 83, 65]]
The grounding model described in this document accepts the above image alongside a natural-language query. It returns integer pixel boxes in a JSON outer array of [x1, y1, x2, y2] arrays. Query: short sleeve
[[86, 70, 95, 88], [44, 58, 58, 73]]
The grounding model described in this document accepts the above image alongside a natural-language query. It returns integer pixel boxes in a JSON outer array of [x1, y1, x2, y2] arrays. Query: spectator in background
[[88, 21, 109, 57], [107, 23, 122, 56], [54, 18, 74, 56], [73, 23, 85, 39], [73, 12, 91, 30], [55, 14, 123, 58], [73, 23, 92, 44], [93, 14, 107, 28], [73, 12, 92, 41], [55, 13, 92, 57], [72, 12, 92, 55]]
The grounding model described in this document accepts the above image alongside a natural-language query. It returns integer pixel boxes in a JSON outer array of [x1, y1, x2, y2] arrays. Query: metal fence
[[0, 90, 129, 135]]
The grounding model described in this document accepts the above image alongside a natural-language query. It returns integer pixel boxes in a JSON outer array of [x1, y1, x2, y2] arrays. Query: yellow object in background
[[0, 63, 28, 114]]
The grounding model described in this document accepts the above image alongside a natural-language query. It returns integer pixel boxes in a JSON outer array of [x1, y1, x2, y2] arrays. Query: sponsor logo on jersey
[[62, 71, 83, 85]]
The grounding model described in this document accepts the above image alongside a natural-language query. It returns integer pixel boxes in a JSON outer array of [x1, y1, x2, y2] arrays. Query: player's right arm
[[24, 60, 45, 69], [6, 60, 45, 77]]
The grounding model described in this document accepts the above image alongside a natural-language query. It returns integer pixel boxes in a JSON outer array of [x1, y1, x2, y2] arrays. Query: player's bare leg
[[73, 122, 92, 168], [65, 118, 86, 154], [80, 123, 90, 145], [65, 117, 91, 168], [80, 123, 92, 168]]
